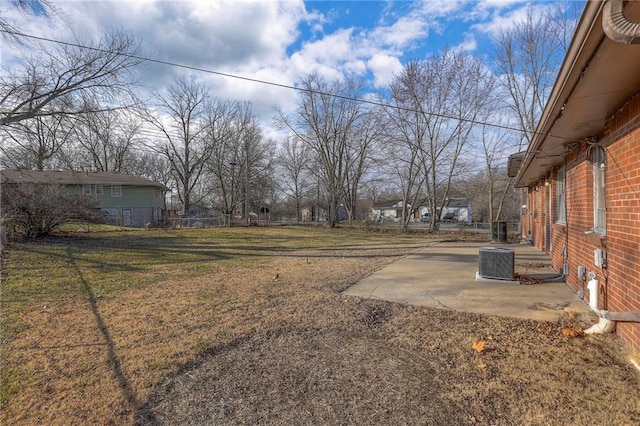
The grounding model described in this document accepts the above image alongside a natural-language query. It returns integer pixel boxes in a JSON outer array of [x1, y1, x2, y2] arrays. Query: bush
[[1, 183, 101, 242]]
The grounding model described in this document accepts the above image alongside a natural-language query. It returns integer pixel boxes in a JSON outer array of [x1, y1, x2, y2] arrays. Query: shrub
[[1, 183, 101, 242]]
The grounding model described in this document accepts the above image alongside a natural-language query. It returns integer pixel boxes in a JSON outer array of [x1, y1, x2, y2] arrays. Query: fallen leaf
[[536, 323, 554, 335], [561, 328, 582, 337], [472, 341, 486, 353]]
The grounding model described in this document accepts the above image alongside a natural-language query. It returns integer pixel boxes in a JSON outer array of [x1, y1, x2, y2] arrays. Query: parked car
[[442, 212, 457, 222]]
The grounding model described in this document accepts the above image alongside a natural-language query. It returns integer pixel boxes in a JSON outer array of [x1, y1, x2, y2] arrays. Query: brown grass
[[1, 227, 639, 425]]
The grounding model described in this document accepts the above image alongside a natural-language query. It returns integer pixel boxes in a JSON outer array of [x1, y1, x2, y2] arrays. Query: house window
[[95, 185, 104, 196], [593, 148, 606, 234], [556, 167, 566, 224], [111, 185, 122, 197], [82, 184, 92, 196]]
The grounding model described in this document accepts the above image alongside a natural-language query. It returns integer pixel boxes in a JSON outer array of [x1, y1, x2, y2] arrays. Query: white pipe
[[584, 316, 616, 334], [583, 278, 616, 334], [587, 278, 599, 310]]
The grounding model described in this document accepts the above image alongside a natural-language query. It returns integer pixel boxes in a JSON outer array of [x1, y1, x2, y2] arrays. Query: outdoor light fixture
[[545, 177, 551, 187]]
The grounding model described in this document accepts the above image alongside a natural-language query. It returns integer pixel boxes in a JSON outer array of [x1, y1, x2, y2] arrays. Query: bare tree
[[277, 73, 364, 227], [146, 78, 212, 216], [71, 110, 142, 173], [342, 109, 381, 222], [1, 114, 75, 170], [474, 124, 513, 220], [247, 136, 277, 221], [201, 99, 240, 215], [276, 135, 314, 221], [490, 3, 580, 222], [492, 4, 578, 148], [379, 94, 427, 229], [204, 100, 270, 221], [386, 51, 495, 231], [0, 1, 57, 44], [130, 151, 172, 186], [361, 178, 395, 209], [0, 30, 142, 126], [233, 102, 272, 222]]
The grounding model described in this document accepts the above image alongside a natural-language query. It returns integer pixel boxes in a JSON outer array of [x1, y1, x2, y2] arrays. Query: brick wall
[[602, 94, 640, 351], [524, 94, 640, 353]]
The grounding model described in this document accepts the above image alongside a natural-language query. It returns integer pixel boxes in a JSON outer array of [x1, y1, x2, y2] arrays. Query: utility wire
[[2, 28, 573, 145]]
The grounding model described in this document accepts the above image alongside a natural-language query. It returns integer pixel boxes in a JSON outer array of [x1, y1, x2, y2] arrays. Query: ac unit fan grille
[[478, 247, 514, 280]]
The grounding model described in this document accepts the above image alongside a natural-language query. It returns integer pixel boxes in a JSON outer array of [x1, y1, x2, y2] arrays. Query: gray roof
[[0, 170, 169, 190], [445, 198, 470, 209], [372, 199, 404, 209]]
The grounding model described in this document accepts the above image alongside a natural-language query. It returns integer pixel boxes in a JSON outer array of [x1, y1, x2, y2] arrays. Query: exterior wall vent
[[478, 247, 515, 280]]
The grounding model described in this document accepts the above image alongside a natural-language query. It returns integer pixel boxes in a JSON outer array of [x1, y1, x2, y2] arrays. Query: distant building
[[371, 200, 404, 221], [371, 197, 472, 223], [1, 170, 169, 227]]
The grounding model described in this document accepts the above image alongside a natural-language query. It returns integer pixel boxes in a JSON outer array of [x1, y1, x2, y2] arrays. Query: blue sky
[[1, 0, 584, 130]]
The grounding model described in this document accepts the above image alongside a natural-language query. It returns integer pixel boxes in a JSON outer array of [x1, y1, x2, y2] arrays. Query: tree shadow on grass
[[65, 245, 159, 423], [14, 233, 233, 273]]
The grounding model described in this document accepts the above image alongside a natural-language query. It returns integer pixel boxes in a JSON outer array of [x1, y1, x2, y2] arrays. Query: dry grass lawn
[[1, 226, 639, 425]]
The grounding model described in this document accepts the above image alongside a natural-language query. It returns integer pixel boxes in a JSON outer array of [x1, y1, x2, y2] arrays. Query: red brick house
[[509, 0, 640, 353]]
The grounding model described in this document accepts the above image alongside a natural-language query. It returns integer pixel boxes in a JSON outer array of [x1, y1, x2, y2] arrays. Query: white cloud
[[289, 28, 363, 81], [472, 2, 554, 39], [417, 0, 467, 16], [456, 33, 478, 53], [1, 0, 540, 135], [370, 15, 429, 50], [367, 54, 403, 88], [47, 1, 307, 86]]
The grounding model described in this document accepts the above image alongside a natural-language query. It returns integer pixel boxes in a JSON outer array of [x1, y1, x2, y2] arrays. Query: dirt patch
[[2, 232, 639, 425], [137, 329, 462, 425]]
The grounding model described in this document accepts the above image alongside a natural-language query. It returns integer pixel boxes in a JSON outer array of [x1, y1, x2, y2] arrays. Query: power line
[[2, 28, 569, 144]]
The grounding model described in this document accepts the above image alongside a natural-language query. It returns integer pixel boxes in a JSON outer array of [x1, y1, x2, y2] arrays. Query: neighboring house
[[440, 198, 473, 224], [1, 170, 169, 227], [187, 204, 209, 217], [371, 197, 472, 223], [508, 0, 640, 352], [371, 200, 404, 221], [301, 205, 327, 222]]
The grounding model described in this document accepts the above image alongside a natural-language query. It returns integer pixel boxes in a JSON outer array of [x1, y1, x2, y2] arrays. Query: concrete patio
[[345, 241, 595, 323]]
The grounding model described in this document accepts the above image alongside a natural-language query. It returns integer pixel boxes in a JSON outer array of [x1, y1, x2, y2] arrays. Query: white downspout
[[584, 316, 616, 335], [584, 274, 616, 334]]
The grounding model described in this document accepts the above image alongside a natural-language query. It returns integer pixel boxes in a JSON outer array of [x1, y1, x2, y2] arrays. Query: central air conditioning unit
[[478, 247, 515, 280]]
